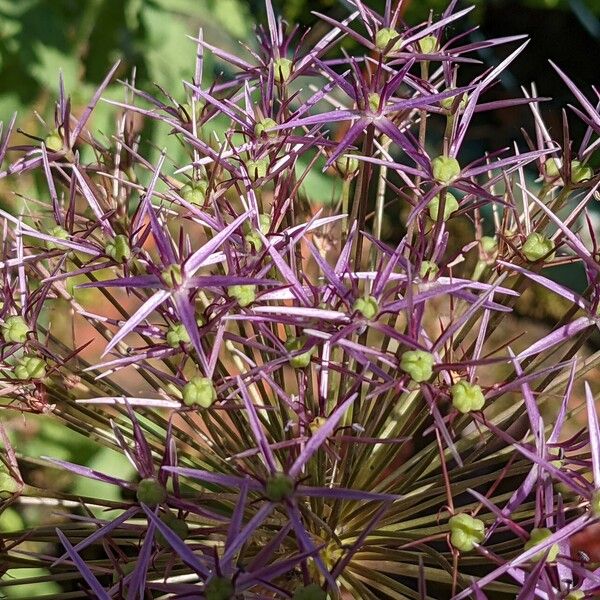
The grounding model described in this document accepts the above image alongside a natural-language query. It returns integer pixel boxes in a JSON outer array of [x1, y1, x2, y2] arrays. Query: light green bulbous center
[[450, 380, 485, 413], [524, 528, 559, 562], [522, 232, 555, 262], [428, 192, 459, 221], [228, 284, 257, 307], [14, 355, 46, 380], [182, 376, 217, 408], [285, 336, 314, 368], [431, 155, 461, 184], [449, 513, 485, 552], [136, 478, 167, 506], [353, 296, 379, 320], [400, 350, 435, 383], [2, 315, 29, 343]]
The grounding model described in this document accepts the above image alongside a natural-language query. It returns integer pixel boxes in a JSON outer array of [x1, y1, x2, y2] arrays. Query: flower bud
[[522, 232, 555, 262], [2, 315, 29, 343], [105, 234, 131, 263], [246, 157, 269, 181], [400, 350, 434, 383], [156, 510, 189, 546], [180, 181, 208, 205], [450, 380, 485, 413], [182, 376, 217, 408], [273, 57, 293, 83], [419, 261, 439, 279], [293, 584, 327, 600], [44, 131, 63, 152], [353, 296, 379, 320], [428, 192, 459, 221], [431, 155, 461, 185], [14, 356, 46, 380], [228, 284, 256, 307], [449, 513, 485, 552], [336, 154, 360, 177], [375, 28, 402, 53], [166, 324, 190, 348], [368, 92, 381, 113], [205, 577, 235, 600], [254, 117, 278, 138], [418, 35, 438, 54], [136, 477, 167, 506], [162, 264, 183, 288], [47, 225, 69, 250], [524, 528, 559, 562], [285, 336, 314, 368], [265, 472, 294, 502], [571, 160, 593, 183]]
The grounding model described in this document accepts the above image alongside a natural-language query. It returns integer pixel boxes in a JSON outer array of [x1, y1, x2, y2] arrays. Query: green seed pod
[[228, 284, 256, 307], [418, 35, 438, 54], [450, 380, 485, 413], [368, 92, 381, 113], [2, 315, 29, 343], [285, 336, 314, 369], [246, 157, 269, 181], [273, 57, 293, 83], [265, 472, 294, 502], [0, 465, 20, 500], [136, 478, 167, 506], [400, 350, 435, 383], [155, 510, 190, 546], [545, 158, 561, 178], [205, 576, 235, 600], [440, 92, 468, 112], [180, 181, 208, 205], [571, 160, 593, 183], [162, 264, 183, 288], [166, 324, 190, 348], [375, 27, 402, 53], [449, 513, 485, 552], [258, 213, 272, 234], [431, 155, 461, 185], [565, 591, 585, 600], [254, 117, 278, 138], [44, 131, 63, 152], [522, 232, 555, 262], [182, 376, 217, 408], [336, 154, 360, 177], [353, 296, 379, 320], [481, 236, 498, 255], [428, 192, 459, 221], [105, 234, 131, 263], [524, 528, 559, 562], [293, 584, 327, 600], [245, 231, 263, 251], [14, 356, 46, 380], [419, 260, 439, 279], [47, 225, 69, 250]]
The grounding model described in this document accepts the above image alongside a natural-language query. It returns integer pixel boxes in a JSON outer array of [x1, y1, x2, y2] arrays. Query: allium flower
[[0, 1, 599, 598]]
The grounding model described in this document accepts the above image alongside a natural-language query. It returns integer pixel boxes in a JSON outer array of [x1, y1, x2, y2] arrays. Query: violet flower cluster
[[1, 1, 600, 598]]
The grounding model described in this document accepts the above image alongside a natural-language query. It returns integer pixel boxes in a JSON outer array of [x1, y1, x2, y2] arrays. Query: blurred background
[[0, 0, 599, 596]]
